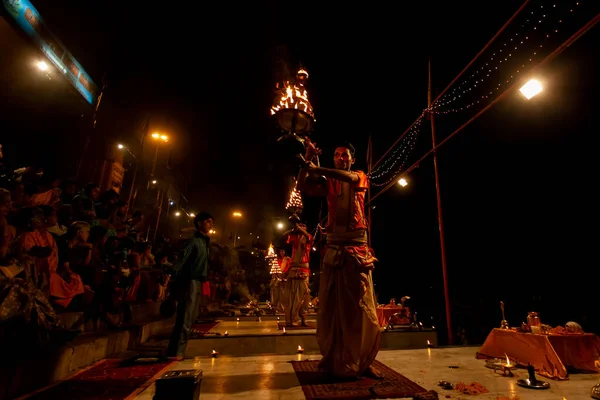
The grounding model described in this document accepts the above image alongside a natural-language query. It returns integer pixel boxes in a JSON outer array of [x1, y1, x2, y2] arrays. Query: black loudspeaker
[[154, 369, 203, 400]]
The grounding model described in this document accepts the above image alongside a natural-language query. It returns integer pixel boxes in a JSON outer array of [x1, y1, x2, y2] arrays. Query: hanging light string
[[369, 115, 424, 187], [370, 0, 531, 172], [368, 9, 600, 205], [369, 115, 423, 178], [369, 0, 584, 184], [429, 0, 584, 114], [431, 1, 547, 109]]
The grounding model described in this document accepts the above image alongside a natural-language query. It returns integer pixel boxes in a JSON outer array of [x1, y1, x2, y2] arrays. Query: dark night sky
[[1, 0, 599, 342]]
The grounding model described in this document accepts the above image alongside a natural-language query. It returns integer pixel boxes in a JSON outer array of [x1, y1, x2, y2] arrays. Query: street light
[[519, 79, 543, 100], [117, 143, 138, 215], [37, 61, 48, 71], [277, 222, 284, 230], [175, 211, 181, 217], [149, 132, 169, 182], [232, 211, 242, 247], [398, 178, 408, 187]]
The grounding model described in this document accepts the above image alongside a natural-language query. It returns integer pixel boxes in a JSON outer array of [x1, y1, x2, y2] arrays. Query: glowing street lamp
[[232, 212, 242, 247], [398, 178, 408, 187], [151, 132, 169, 142], [37, 60, 49, 71], [117, 143, 138, 215], [277, 222, 284, 230], [189, 213, 195, 218], [519, 79, 543, 100], [174, 211, 181, 217]]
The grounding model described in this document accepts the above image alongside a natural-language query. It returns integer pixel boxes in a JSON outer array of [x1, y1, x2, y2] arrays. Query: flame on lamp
[[286, 182, 303, 211], [505, 354, 511, 367], [267, 244, 281, 274], [283, 327, 287, 334], [297, 345, 304, 353], [270, 82, 314, 119]]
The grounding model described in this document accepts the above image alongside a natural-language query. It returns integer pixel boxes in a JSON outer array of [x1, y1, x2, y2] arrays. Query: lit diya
[[297, 345, 304, 354], [211, 350, 219, 358], [485, 354, 515, 376]]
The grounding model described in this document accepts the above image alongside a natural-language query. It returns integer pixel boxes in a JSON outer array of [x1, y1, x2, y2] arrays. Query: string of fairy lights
[[369, 115, 424, 187], [367, 0, 585, 187], [429, 0, 583, 115]]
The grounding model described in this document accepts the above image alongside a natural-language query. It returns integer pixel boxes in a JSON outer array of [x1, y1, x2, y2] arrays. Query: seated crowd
[[0, 169, 176, 343]]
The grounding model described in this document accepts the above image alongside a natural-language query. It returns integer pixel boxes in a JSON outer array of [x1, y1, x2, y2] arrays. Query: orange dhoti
[[284, 265, 310, 325], [316, 230, 381, 378]]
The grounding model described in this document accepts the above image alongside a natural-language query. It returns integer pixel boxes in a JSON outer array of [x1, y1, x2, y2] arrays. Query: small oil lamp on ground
[[427, 340, 434, 348], [283, 327, 287, 334], [488, 354, 515, 376], [211, 350, 219, 358], [224, 331, 229, 337], [297, 345, 304, 354]]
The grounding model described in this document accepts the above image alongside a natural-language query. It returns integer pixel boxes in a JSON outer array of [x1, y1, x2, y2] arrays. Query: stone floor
[[134, 346, 599, 399]]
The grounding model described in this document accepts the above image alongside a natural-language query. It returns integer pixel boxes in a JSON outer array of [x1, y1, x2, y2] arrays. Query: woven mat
[[291, 359, 427, 399]]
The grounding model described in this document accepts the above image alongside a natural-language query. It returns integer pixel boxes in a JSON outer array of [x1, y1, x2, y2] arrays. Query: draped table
[[477, 328, 600, 380]]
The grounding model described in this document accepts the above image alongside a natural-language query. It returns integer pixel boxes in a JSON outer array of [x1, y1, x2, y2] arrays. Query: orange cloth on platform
[[477, 328, 600, 380]]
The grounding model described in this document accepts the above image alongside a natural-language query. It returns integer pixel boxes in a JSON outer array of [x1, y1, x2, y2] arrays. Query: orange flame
[[505, 354, 511, 367], [270, 82, 314, 118]]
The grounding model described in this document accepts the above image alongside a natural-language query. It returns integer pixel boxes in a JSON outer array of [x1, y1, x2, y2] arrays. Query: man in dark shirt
[[167, 212, 214, 358]]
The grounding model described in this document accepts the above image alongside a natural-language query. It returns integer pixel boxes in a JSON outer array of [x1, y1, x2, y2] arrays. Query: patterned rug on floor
[[26, 358, 176, 400], [291, 360, 427, 399], [278, 321, 317, 330], [191, 320, 221, 337]]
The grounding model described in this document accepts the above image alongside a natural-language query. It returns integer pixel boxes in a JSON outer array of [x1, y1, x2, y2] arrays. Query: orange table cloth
[[477, 328, 600, 380], [376, 307, 403, 327]]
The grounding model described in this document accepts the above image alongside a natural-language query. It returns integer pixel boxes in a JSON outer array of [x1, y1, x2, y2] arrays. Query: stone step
[[0, 313, 175, 400]]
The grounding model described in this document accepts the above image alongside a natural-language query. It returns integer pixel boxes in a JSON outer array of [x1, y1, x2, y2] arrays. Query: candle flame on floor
[[505, 354, 511, 367]]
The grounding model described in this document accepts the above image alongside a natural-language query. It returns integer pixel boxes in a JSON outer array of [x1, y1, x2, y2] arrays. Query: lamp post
[[117, 143, 138, 215], [148, 132, 169, 188], [232, 211, 242, 247]]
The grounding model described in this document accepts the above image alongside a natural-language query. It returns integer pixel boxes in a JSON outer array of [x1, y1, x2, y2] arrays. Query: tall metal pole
[[153, 189, 164, 242], [428, 58, 453, 345], [125, 161, 138, 215], [367, 135, 373, 248]]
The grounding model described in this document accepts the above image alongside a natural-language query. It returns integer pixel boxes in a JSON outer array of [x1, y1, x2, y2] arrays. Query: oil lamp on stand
[[271, 66, 317, 168]]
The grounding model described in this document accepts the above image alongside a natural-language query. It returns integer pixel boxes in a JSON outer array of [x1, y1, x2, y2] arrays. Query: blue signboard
[[2, 0, 98, 104]]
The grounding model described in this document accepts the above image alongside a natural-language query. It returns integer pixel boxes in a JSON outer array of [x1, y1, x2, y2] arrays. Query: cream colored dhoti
[[316, 231, 381, 377], [284, 265, 310, 325], [271, 277, 283, 312]]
